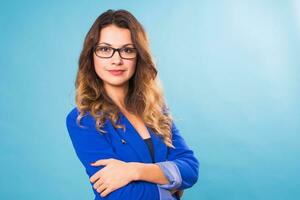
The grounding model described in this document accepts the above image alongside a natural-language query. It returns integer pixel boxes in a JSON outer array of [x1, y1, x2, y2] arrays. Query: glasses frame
[[93, 45, 138, 60]]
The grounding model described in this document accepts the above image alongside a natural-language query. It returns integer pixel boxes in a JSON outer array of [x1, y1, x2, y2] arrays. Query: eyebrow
[[98, 42, 135, 47]]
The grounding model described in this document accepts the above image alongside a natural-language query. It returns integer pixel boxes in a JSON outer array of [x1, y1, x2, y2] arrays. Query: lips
[[108, 69, 125, 76]]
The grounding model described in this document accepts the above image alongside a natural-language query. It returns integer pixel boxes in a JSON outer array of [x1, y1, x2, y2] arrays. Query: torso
[[121, 110, 151, 139]]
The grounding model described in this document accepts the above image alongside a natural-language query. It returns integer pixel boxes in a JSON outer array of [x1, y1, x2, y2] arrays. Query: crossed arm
[[89, 159, 178, 197], [66, 110, 199, 200]]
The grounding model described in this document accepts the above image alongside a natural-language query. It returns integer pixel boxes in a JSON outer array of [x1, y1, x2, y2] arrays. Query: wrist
[[128, 162, 143, 181]]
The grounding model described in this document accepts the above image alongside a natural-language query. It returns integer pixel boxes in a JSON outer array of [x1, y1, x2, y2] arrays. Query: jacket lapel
[[148, 127, 168, 162], [118, 112, 153, 163], [111, 112, 168, 164]]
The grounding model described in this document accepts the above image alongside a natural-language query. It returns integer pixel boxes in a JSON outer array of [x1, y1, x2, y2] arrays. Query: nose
[[111, 50, 123, 65]]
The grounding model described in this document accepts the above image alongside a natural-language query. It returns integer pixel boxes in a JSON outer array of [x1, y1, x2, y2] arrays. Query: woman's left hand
[[89, 158, 136, 197]]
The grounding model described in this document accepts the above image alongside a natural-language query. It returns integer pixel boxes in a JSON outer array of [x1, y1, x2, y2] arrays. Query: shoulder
[[66, 107, 79, 122], [65, 107, 97, 129]]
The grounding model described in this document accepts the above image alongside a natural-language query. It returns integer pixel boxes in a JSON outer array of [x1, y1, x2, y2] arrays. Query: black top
[[143, 137, 155, 163]]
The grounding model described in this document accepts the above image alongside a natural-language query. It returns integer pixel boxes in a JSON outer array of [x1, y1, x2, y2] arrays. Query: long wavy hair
[[75, 9, 175, 148]]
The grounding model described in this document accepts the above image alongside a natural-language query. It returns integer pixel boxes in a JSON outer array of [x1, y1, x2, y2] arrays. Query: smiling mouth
[[108, 70, 125, 76]]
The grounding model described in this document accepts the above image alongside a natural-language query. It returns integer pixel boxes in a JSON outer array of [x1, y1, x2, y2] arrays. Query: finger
[[90, 171, 102, 183], [100, 187, 113, 197], [93, 177, 103, 190], [91, 159, 112, 166], [178, 190, 184, 197], [96, 182, 107, 194], [170, 189, 177, 194], [90, 160, 106, 166]]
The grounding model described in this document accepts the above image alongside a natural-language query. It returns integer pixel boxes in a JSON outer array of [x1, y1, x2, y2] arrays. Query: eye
[[97, 46, 112, 52], [122, 47, 136, 53]]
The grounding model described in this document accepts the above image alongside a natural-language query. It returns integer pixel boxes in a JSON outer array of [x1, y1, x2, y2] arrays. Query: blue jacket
[[66, 107, 199, 200]]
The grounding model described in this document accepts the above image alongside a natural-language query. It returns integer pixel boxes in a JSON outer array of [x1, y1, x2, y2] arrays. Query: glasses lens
[[120, 47, 137, 59], [95, 46, 113, 58]]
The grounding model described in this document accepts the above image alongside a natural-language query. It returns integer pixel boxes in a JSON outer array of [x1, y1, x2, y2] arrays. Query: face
[[93, 24, 137, 89]]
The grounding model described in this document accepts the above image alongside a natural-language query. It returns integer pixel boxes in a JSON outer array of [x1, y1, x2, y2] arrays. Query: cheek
[[126, 60, 137, 75], [93, 56, 108, 78]]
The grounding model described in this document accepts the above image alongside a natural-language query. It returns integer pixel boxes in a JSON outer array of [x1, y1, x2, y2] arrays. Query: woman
[[66, 9, 199, 200]]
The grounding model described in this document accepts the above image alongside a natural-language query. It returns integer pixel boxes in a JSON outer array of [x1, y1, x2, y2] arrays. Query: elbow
[[191, 156, 200, 186], [191, 164, 199, 186], [193, 157, 200, 184], [186, 162, 199, 188], [178, 157, 200, 190], [180, 169, 199, 190]]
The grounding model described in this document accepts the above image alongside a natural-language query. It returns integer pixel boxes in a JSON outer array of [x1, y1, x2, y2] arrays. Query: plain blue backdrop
[[1, 1, 299, 199]]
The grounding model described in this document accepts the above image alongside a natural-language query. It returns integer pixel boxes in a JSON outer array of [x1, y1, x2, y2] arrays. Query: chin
[[107, 80, 129, 87]]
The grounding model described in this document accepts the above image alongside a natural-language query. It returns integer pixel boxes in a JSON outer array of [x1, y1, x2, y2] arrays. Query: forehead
[[98, 24, 133, 47]]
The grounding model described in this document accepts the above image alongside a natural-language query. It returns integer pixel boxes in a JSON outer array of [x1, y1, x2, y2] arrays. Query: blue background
[[1, 1, 299, 199]]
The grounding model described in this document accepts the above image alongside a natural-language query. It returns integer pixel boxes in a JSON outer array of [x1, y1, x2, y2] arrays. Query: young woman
[[66, 9, 199, 200]]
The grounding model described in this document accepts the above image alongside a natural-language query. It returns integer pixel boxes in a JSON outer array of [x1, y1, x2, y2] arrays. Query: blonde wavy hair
[[75, 9, 175, 148]]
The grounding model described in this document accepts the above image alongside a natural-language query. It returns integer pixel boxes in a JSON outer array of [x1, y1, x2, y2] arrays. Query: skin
[[90, 24, 183, 198], [93, 24, 136, 109]]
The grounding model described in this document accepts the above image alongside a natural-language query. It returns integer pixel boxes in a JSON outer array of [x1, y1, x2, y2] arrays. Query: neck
[[104, 83, 128, 110]]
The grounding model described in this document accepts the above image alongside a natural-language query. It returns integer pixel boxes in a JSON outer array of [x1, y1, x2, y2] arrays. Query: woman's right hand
[[171, 189, 184, 198]]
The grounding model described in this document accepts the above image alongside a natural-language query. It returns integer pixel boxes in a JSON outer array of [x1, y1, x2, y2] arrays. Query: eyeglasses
[[93, 45, 138, 59]]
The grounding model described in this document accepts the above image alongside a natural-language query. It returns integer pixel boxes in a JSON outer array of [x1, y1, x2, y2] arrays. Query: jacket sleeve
[[164, 121, 200, 190], [65, 111, 160, 200], [156, 161, 182, 190]]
